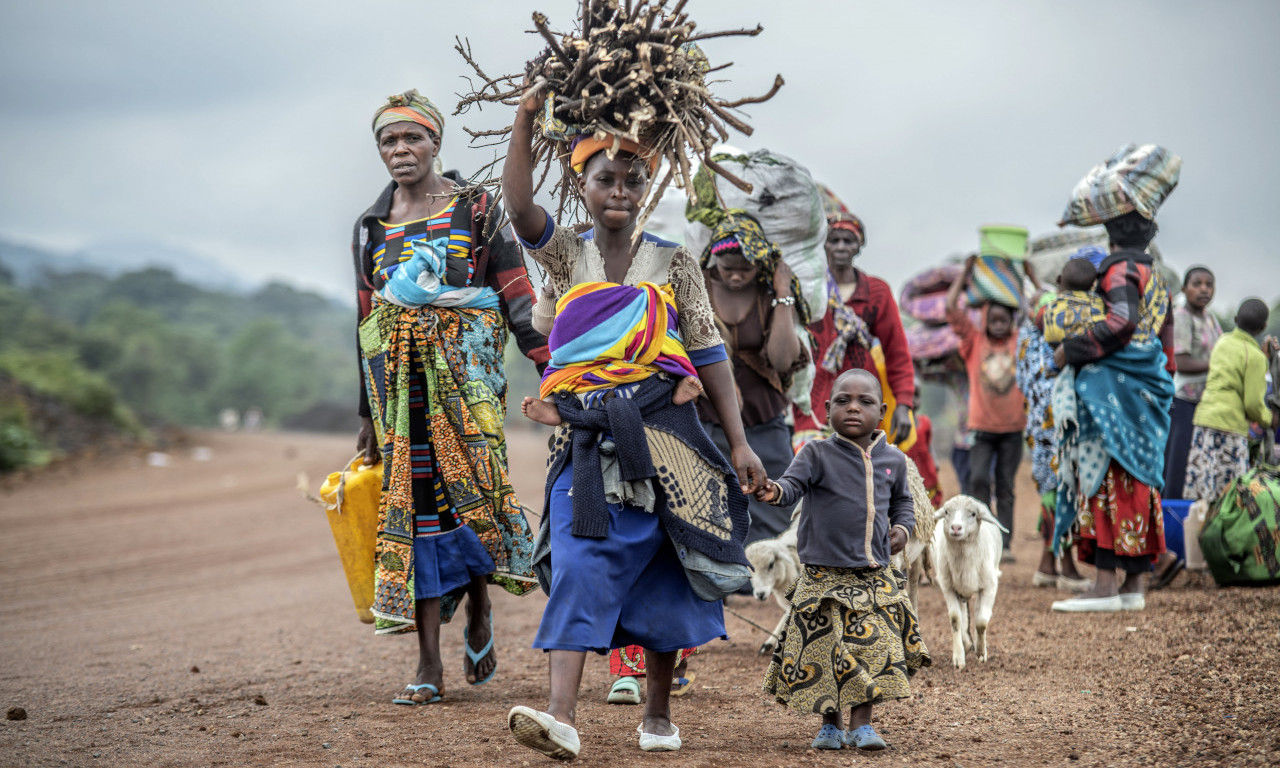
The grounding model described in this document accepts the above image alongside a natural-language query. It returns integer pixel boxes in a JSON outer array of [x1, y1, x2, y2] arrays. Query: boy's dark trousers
[[968, 430, 1023, 549]]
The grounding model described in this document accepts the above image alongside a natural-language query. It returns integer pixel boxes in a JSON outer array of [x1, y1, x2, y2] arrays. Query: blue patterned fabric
[[1053, 341, 1173, 550], [1016, 319, 1057, 495]]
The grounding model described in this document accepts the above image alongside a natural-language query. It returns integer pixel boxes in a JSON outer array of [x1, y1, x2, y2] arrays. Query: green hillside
[[0, 263, 360, 469]]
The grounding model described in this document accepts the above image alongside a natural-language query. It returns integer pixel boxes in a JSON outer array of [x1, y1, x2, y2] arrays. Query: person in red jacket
[[793, 213, 915, 448], [904, 381, 943, 509]]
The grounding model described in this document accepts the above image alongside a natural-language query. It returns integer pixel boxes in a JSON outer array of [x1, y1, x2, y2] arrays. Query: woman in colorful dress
[[351, 90, 549, 703], [500, 89, 764, 758], [1050, 145, 1181, 613], [793, 213, 916, 449]]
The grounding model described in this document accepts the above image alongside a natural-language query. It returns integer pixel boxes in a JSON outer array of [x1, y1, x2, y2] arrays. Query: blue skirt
[[412, 525, 495, 601], [533, 458, 727, 653]]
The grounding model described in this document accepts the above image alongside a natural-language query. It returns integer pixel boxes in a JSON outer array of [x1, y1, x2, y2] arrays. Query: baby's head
[[1235, 298, 1270, 336], [1059, 257, 1098, 293], [826, 368, 885, 444]]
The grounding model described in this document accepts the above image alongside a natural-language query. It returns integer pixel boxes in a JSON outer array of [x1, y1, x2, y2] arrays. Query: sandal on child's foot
[[844, 725, 887, 751], [811, 724, 844, 750]]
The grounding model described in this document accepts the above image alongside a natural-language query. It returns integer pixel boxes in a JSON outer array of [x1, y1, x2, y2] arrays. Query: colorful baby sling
[[539, 281, 697, 398]]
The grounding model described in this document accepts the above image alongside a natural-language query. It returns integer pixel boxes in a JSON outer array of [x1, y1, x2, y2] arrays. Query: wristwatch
[[771, 295, 795, 307]]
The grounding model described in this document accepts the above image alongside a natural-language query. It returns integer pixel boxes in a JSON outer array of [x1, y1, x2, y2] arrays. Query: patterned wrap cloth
[[1059, 144, 1182, 227], [360, 297, 536, 633], [539, 281, 696, 399], [763, 565, 930, 713], [1044, 291, 1105, 345], [371, 89, 445, 137], [1016, 318, 1058, 496], [700, 209, 813, 325]]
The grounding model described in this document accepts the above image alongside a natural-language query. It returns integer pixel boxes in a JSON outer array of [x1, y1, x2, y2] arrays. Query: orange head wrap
[[570, 135, 659, 175]]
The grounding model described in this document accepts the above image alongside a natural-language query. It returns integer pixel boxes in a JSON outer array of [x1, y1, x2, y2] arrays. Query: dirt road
[[1, 427, 1276, 767]]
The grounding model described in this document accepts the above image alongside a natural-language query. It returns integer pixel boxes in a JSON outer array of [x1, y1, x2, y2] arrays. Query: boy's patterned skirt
[[763, 565, 930, 714]]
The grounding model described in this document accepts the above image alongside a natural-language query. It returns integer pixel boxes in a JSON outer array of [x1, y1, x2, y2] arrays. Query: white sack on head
[[685, 148, 829, 322]]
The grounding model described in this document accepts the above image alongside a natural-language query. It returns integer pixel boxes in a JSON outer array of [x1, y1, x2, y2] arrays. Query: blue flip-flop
[[811, 723, 844, 750], [844, 725, 887, 750], [463, 610, 497, 686], [392, 683, 442, 705]]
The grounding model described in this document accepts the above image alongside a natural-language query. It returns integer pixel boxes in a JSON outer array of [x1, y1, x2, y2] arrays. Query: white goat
[[744, 514, 800, 656], [931, 494, 1007, 670]]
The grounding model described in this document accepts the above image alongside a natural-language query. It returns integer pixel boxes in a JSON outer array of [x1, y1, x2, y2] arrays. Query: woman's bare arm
[[501, 92, 551, 244]]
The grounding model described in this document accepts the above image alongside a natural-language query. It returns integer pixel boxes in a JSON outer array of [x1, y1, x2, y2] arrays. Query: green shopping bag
[[1199, 464, 1280, 587]]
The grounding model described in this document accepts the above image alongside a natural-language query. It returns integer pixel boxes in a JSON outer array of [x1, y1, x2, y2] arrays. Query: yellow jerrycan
[[317, 454, 383, 624]]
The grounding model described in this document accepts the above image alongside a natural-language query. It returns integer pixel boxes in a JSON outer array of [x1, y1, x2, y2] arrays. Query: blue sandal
[[463, 610, 497, 686], [392, 683, 442, 705], [844, 725, 887, 750], [811, 723, 844, 750]]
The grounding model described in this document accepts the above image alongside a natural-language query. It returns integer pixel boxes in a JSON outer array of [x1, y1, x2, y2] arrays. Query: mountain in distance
[[0, 236, 254, 293]]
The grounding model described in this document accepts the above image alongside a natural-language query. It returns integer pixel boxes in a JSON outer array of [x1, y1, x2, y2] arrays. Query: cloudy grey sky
[[1, 1, 1277, 305]]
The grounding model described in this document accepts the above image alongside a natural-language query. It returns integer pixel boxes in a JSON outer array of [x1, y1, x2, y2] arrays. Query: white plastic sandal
[[509, 706, 580, 760], [637, 723, 681, 752]]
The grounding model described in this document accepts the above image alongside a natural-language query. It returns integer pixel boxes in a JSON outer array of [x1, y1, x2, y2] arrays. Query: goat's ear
[[980, 508, 1010, 533], [932, 506, 948, 521]]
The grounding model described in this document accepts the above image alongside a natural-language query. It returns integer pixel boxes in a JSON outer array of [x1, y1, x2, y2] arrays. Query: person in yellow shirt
[[1184, 299, 1279, 506]]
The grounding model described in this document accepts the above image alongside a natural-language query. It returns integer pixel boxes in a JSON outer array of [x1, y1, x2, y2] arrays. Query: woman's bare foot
[[671, 377, 704, 406], [521, 397, 562, 426]]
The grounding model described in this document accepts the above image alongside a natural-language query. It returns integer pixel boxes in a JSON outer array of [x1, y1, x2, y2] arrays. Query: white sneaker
[[1051, 595, 1122, 613], [1119, 592, 1146, 611], [637, 723, 682, 752], [509, 706, 580, 760]]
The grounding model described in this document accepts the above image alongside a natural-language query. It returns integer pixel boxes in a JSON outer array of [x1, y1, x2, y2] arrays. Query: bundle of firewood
[[454, 0, 783, 231]]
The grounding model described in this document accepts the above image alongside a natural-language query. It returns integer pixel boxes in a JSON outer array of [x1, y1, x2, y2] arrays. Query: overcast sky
[[1, 1, 1276, 306]]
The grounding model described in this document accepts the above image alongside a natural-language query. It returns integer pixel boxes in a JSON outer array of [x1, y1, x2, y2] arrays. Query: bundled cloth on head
[[372, 89, 445, 137], [700, 210, 812, 325], [568, 133, 659, 175], [1059, 144, 1182, 227], [378, 238, 499, 310], [539, 281, 696, 399], [816, 182, 852, 220]]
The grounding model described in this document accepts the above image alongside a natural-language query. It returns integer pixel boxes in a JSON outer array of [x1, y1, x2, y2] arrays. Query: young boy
[[946, 255, 1026, 560], [758, 368, 930, 751], [1184, 298, 1279, 507], [1043, 256, 1105, 345]]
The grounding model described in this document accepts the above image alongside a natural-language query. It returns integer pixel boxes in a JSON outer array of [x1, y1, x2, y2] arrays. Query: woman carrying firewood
[[499, 87, 765, 757]]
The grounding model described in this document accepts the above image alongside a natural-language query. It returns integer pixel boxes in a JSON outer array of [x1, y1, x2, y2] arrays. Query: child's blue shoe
[[844, 725, 887, 750], [811, 723, 844, 750]]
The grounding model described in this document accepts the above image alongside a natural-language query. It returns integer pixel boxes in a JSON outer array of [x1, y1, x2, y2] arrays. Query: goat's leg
[[973, 585, 997, 663], [907, 557, 922, 614], [939, 588, 967, 670], [958, 598, 973, 652], [759, 593, 790, 656]]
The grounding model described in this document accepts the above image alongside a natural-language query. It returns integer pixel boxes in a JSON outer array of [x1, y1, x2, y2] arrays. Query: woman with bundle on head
[[500, 91, 764, 758], [1050, 144, 1180, 613], [351, 90, 549, 704], [698, 210, 811, 545], [793, 213, 917, 450]]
